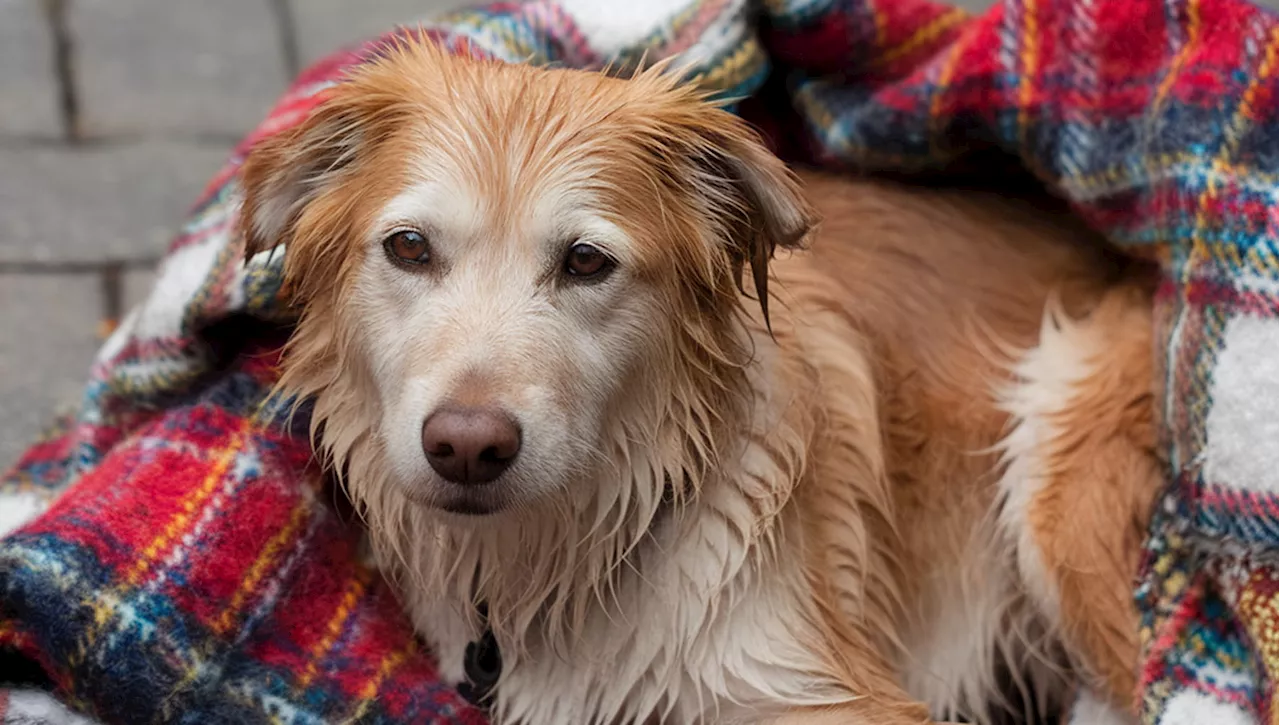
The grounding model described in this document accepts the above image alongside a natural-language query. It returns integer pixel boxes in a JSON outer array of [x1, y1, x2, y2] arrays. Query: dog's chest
[[411, 507, 850, 724]]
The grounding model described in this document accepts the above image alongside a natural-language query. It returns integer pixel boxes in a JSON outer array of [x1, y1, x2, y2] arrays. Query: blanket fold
[[2, 0, 1275, 723]]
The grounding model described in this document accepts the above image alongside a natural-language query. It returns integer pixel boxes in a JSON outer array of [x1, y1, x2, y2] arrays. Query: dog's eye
[[563, 243, 614, 280], [384, 230, 431, 265]]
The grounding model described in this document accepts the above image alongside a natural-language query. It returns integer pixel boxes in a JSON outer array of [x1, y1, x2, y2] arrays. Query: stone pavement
[[0, 0, 474, 467], [22, 0, 1279, 469]]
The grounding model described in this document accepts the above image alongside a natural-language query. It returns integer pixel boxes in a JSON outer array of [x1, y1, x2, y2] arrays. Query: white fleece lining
[[1157, 690, 1254, 725], [1203, 315, 1279, 494]]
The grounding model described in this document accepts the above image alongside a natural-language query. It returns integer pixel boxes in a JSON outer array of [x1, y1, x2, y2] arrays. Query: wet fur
[[238, 40, 1162, 724]]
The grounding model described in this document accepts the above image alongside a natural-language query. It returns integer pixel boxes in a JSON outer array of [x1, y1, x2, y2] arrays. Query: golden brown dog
[[237, 39, 1162, 724]]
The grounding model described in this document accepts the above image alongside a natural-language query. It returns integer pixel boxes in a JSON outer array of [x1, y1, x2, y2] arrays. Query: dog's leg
[[995, 282, 1161, 713], [408, 595, 477, 687]]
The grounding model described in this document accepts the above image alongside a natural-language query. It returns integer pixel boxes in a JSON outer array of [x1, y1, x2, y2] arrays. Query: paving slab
[[0, 142, 228, 263], [0, 274, 102, 470], [73, 0, 288, 138], [0, 0, 61, 138], [290, 0, 476, 65]]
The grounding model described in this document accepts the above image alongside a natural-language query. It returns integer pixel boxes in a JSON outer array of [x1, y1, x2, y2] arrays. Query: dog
[[237, 39, 1162, 724]]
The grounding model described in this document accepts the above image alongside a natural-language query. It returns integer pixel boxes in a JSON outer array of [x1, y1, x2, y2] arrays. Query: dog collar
[[458, 602, 502, 710]]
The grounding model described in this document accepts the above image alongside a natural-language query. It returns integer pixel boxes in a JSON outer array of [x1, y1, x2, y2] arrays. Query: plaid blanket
[[1, 0, 1275, 723]]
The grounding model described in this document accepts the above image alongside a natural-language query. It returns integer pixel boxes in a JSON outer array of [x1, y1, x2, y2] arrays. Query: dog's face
[[239, 41, 813, 520]]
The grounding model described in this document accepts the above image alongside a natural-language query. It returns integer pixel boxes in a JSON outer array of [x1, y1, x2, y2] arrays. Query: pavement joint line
[[101, 259, 124, 324], [0, 257, 160, 275], [0, 132, 245, 150], [268, 0, 302, 80], [41, 0, 82, 143]]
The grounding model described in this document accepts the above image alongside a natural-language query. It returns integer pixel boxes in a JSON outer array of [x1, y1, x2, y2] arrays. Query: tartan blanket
[[1, 0, 1276, 723]]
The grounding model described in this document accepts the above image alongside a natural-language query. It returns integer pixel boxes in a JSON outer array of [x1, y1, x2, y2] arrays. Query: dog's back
[[769, 173, 1161, 723]]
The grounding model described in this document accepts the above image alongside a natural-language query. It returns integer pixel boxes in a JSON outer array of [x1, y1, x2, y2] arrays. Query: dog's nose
[[421, 406, 522, 485]]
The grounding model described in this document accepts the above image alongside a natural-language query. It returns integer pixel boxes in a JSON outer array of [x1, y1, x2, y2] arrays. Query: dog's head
[[238, 40, 814, 522]]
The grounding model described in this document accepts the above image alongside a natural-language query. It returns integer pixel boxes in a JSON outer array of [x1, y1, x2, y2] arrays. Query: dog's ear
[[237, 36, 459, 262], [237, 91, 367, 262], [685, 113, 817, 329]]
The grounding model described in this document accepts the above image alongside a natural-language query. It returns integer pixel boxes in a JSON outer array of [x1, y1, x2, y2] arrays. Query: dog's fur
[[237, 40, 1163, 724]]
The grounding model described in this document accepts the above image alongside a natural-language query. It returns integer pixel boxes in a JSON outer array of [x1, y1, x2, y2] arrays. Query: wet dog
[[238, 40, 1160, 724]]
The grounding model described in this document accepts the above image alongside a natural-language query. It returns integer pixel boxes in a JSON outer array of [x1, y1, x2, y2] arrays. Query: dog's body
[[238, 41, 1161, 724]]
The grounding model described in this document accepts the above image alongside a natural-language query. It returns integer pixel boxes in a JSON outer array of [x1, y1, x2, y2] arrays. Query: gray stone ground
[[0, 0, 476, 467], [4, 0, 1271, 470]]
